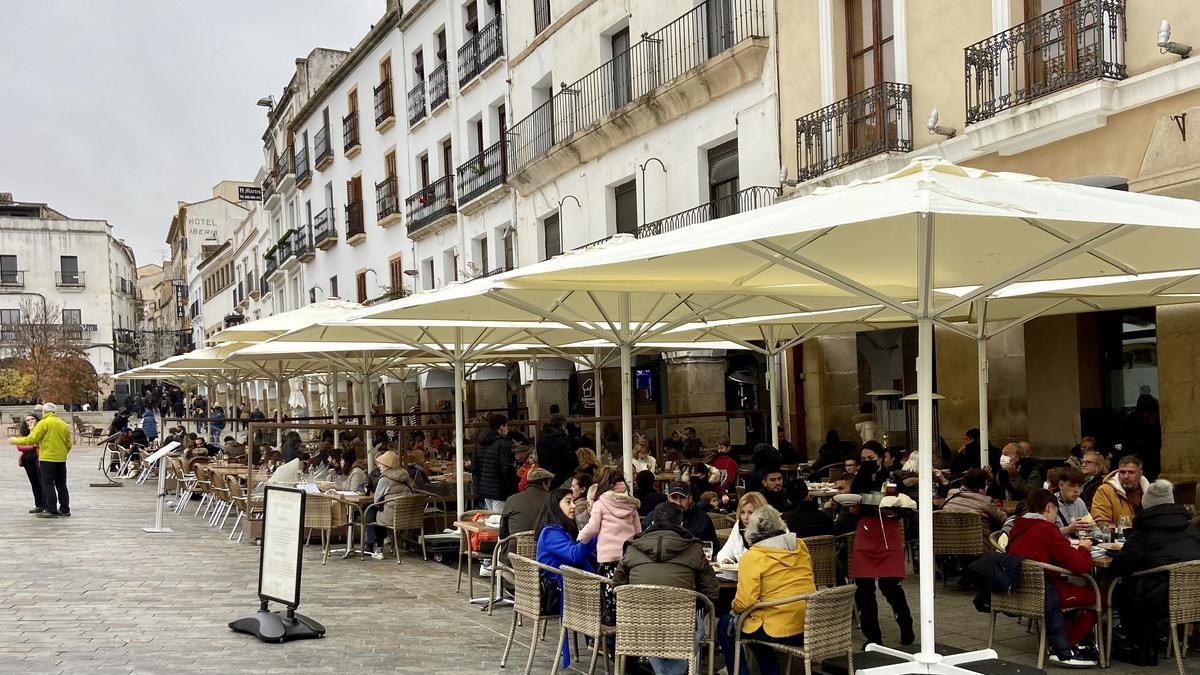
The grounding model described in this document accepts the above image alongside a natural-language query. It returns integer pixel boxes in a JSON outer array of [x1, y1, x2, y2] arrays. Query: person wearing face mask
[[996, 442, 1043, 501], [850, 441, 888, 495], [851, 493, 915, 647]]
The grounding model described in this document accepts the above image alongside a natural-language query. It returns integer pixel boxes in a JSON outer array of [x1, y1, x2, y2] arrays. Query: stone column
[[1157, 303, 1200, 491], [665, 351, 727, 449], [802, 335, 860, 453]]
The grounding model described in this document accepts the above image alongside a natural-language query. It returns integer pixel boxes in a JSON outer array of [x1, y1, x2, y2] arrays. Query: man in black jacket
[[473, 414, 517, 511], [643, 481, 717, 548], [782, 481, 834, 538], [535, 414, 576, 488]]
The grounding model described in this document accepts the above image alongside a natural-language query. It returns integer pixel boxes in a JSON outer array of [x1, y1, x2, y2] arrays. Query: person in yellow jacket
[[1089, 455, 1150, 528], [10, 402, 73, 518], [718, 505, 815, 675]]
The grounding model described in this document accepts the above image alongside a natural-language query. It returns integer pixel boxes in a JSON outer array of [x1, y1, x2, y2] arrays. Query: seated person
[[614, 501, 720, 675], [717, 492, 768, 564], [1109, 480, 1200, 666], [759, 468, 792, 512], [717, 506, 815, 675], [363, 451, 416, 559], [535, 487, 598, 670], [942, 469, 1007, 531], [996, 443, 1043, 501], [221, 436, 247, 461], [1005, 489, 1098, 668], [781, 481, 833, 539], [642, 482, 718, 549], [633, 469, 666, 518], [1054, 469, 1101, 540]]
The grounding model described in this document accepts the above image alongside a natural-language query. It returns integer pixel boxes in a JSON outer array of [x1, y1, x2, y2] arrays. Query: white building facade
[[0, 193, 139, 399]]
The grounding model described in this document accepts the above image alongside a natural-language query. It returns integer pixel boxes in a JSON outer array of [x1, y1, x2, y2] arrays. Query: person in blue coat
[[535, 487, 597, 668], [140, 409, 158, 445]]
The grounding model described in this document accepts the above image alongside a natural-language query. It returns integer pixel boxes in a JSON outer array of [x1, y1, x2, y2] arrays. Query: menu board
[[259, 486, 305, 608]]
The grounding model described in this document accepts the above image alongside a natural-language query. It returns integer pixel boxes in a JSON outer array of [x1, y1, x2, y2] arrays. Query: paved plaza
[[0, 446, 1184, 674]]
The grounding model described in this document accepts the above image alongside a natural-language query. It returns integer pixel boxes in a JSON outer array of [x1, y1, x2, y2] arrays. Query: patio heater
[[864, 388, 903, 447], [902, 392, 945, 466]]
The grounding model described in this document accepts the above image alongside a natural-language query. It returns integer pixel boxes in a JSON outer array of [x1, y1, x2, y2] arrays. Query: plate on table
[[1099, 542, 1123, 553], [718, 561, 739, 572]]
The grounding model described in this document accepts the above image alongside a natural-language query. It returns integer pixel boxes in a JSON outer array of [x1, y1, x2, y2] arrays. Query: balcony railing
[[428, 62, 450, 109], [374, 79, 395, 127], [313, 207, 336, 246], [62, 323, 97, 342], [534, 0, 551, 34], [375, 176, 401, 223], [264, 251, 278, 278], [294, 146, 311, 184], [275, 149, 294, 179], [794, 82, 913, 181], [56, 271, 85, 287], [405, 175, 456, 234], [508, 0, 767, 173], [247, 272, 260, 299], [262, 173, 276, 203], [295, 227, 314, 260], [407, 81, 427, 126], [0, 270, 25, 288], [314, 126, 333, 167], [114, 328, 138, 353], [259, 274, 270, 298], [342, 110, 360, 152], [639, 186, 780, 238], [474, 265, 511, 280], [458, 15, 504, 87], [345, 201, 365, 241], [964, 0, 1126, 125], [456, 141, 507, 204]]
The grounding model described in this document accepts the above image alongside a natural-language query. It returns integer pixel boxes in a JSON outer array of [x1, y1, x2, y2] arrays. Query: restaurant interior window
[[614, 179, 638, 235]]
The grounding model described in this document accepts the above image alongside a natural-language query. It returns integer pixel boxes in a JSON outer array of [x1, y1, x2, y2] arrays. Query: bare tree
[[2, 298, 99, 404]]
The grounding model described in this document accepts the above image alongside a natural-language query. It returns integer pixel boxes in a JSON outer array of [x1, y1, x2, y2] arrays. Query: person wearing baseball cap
[[10, 402, 72, 518], [500, 466, 556, 560], [642, 480, 717, 547]]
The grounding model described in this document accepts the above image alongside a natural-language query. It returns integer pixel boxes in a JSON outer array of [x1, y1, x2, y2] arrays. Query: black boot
[[897, 612, 915, 646]]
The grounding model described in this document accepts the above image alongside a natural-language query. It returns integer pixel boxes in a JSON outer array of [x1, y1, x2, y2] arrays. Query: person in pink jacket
[[578, 468, 641, 625]]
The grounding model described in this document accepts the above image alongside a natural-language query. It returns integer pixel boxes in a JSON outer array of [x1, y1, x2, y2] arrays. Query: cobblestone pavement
[[0, 446, 1181, 673]]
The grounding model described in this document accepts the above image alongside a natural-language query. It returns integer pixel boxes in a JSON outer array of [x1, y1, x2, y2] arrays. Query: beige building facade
[[776, 0, 1200, 486]]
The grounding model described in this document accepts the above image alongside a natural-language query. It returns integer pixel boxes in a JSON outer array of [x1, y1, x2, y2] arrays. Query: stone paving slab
[[0, 446, 1185, 673]]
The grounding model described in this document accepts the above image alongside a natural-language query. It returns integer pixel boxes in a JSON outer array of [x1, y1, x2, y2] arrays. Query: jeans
[[21, 452, 44, 509], [363, 509, 381, 547], [718, 614, 803, 675], [649, 613, 707, 675], [39, 461, 68, 514]]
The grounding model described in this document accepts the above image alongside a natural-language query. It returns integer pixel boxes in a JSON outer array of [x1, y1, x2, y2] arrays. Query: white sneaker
[[370, 550, 384, 560], [1049, 649, 1097, 668]]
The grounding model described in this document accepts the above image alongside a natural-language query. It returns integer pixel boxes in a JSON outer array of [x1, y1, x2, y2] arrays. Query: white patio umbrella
[[208, 299, 363, 344], [342, 158, 1200, 673]]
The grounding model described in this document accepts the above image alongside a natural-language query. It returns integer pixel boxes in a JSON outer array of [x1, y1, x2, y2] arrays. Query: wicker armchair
[[501, 554, 562, 674], [366, 493, 429, 564], [613, 584, 717, 675], [551, 566, 615, 675], [987, 530, 1007, 552], [169, 457, 197, 512], [835, 531, 855, 583], [191, 464, 213, 517], [733, 583, 857, 675], [226, 475, 262, 543], [1105, 559, 1200, 674], [707, 512, 734, 532], [488, 530, 537, 615], [456, 509, 499, 595], [803, 535, 838, 589], [208, 472, 233, 528], [932, 510, 987, 586], [302, 494, 334, 565], [987, 558, 1106, 669]]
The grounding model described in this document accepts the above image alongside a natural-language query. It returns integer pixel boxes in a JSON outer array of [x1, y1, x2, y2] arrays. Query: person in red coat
[[1006, 488, 1099, 667], [851, 493, 915, 646]]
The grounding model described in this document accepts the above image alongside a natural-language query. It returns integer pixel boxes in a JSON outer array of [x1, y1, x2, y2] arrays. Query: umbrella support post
[[453, 345, 466, 520], [767, 347, 782, 446], [977, 337, 989, 469], [618, 293, 634, 480], [856, 645, 1001, 675]]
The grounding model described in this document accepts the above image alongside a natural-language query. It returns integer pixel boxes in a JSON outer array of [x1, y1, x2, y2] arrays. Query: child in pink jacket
[[578, 469, 641, 624]]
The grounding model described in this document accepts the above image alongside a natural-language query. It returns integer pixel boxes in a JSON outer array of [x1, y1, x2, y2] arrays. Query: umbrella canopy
[[209, 299, 363, 344]]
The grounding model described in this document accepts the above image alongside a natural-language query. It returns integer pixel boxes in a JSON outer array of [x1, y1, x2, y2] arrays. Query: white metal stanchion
[[142, 441, 180, 534]]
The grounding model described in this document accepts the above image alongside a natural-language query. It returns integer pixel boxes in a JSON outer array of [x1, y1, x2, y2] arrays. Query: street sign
[[238, 186, 263, 201]]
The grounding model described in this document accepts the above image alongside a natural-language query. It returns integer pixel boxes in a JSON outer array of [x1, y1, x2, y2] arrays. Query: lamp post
[[638, 157, 667, 227]]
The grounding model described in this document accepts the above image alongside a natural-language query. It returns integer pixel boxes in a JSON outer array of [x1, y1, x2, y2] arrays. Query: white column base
[[856, 645, 1000, 675]]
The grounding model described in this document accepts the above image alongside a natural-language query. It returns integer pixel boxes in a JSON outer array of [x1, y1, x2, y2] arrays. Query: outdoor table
[[454, 519, 502, 606], [327, 492, 374, 559]]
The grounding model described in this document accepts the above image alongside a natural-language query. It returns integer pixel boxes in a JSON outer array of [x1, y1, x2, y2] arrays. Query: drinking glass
[[702, 543, 714, 562]]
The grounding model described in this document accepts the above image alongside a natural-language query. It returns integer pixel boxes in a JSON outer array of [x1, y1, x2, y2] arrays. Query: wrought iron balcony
[[456, 141, 507, 205], [407, 81, 427, 126], [277, 229, 299, 265], [262, 172, 276, 203], [345, 200, 366, 242], [274, 149, 294, 180], [508, 0, 767, 173], [374, 79, 395, 128], [294, 146, 311, 186], [429, 62, 450, 109], [474, 265, 511, 280], [263, 250, 278, 279], [965, 0, 1126, 125], [639, 186, 780, 238], [62, 323, 97, 342], [0, 270, 25, 288], [313, 207, 336, 248], [114, 328, 138, 354], [458, 15, 504, 87], [314, 125, 333, 169], [375, 176, 401, 226], [342, 110, 361, 154], [405, 175, 456, 234], [794, 82, 913, 182], [247, 271, 260, 299], [55, 271, 85, 287], [259, 275, 270, 298], [295, 227, 315, 261]]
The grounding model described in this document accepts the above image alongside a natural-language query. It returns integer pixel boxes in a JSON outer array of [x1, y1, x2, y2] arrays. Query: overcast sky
[[0, 0, 382, 266]]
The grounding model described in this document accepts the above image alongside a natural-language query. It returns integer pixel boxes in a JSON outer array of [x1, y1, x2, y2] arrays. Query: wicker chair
[[803, 535, 838, 588], [208, 472, 233, 528], [835, 531, 855, 583], [488, 531, 538, 615], [1105, 559, 1200, 674], [987, 530, 1007, 552], [191, 464, 213, 517], [302, 493, 334, 565], [987, 559, 1106, 669], [225, 475, 262, 543], [552, 566, 615, 675], [456, 509, 499, 595], [733, 583, 857, 675], [169, 457, 196, 512], [931, 510, 987, 586], [707, 512, 734, 532], [367, 493, 429, 564], [501, 554, 562, 674], [612, 584, 717, 675]]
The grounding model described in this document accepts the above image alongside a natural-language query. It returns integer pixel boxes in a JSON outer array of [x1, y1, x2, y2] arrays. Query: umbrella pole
[[275, 379, 284, 449], [361, 371, 374, 470], [619, 293, 634, 480], [977, 337, 990, 469], [454, 357, 466, 520], [530, 356, 540, 423], [593, 348, 602, 449], [331, 370, 340, 423], [768, 347, 782, 450], [916, 318, 936, 657]]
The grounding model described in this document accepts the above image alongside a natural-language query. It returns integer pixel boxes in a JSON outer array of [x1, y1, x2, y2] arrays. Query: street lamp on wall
[[638, 157, 666, 227]]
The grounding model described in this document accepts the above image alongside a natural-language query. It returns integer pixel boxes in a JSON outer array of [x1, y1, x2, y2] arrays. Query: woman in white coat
[[716, 491, 768, 564]]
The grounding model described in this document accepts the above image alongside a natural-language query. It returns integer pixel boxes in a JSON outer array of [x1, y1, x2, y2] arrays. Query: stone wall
[[802, 335, 860, 452]]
